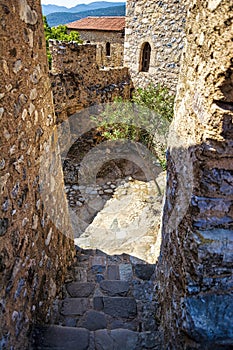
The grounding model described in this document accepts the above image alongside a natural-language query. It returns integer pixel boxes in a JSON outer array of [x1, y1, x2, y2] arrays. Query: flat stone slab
[[61, 298, 89, 316], [100, 280, 130, 296], [107, 265, 120, 280], [102, 297, 137, 318], [134, 264, 155, 280], [78, 310, 107, 331], [95, 329, 139, 350], [94, 329, 114, 350], [33, 325, 89, 350], [66, 282, 95, 297], [119, 264, 133, 281]]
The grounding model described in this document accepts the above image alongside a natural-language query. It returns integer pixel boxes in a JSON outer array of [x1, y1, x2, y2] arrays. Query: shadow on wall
[[38, 139, 233, 348], [37, 90, 233, 346], [156, 131, 233, 347]]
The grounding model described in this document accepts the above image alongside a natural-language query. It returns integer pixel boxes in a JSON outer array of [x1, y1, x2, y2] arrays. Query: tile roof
[[66, 16, 125, 32]]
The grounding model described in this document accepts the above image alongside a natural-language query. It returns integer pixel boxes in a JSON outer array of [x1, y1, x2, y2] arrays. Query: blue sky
[[41, 0, 123, 8]]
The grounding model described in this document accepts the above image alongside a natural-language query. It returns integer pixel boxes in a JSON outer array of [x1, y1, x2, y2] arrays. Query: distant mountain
[[42, 2, 125, 16], [42, 4, 68, 16], [46, 5, 126, 27], [69, 1, 125, 13]]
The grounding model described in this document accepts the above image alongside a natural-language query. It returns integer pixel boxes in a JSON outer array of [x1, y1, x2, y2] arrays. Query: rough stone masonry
[[49, 40, 132, 123], [156, 0, 233, 348], [0, 0, 233, 349], [0, 1, 75, 349], [124, 0, 187, 91]]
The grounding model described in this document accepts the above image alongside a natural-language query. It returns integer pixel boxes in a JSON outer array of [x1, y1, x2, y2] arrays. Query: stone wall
[[1, 0, 233, 348], [157, 0, 233, 348], [73, 30, 124, 68], [124, 0, 187, 91], [49, 41, 132, 122], [0, 1, 75, 349]]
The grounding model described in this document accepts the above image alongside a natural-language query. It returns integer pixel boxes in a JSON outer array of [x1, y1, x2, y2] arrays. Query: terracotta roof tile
[[66, 16, 125, 32]]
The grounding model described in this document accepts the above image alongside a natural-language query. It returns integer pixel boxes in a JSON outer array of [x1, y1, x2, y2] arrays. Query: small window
[[140, 42, 151, 72], [106, 42, 111, 56]]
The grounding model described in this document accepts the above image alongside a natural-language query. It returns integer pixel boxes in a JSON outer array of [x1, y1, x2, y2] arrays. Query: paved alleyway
[[31, 174, 164, 349]]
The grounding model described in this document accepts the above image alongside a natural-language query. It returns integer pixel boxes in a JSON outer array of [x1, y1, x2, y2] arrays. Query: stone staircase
[[31, 247, 161, 349]]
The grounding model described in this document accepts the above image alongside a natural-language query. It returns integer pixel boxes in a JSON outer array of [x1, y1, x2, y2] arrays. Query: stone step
[[60, 294, 137, 317], [66, 282, 96, 298], [31, 325, 90, 350], [65, 280, 130, 298], [47, 250, 159, 347], [94, 328, 139, 350], [31, 325, 161, 350], [76, 310, 107, 331], [99, 280, 130, 296], [59, 309, 139, 331], [93, 296, 137, 318], [57, 296, 139, 330], [60, 298, 90, 316], [73, 251, 156, 282]]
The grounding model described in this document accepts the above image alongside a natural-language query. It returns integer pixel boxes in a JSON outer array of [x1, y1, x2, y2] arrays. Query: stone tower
[[124, 0, 187, 91]]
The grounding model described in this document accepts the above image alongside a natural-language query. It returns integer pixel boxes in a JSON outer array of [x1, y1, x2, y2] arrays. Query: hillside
[[46, 5, 126, 27], [42, 1, 125, 16], [42, 4, 68, 15], [69, 1, 125, 13]]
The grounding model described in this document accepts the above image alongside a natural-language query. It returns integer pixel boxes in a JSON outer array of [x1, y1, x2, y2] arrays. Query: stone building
[[67, 17, 125, 68], [124, 0, 187, 91], [1, 0, 233, 349]]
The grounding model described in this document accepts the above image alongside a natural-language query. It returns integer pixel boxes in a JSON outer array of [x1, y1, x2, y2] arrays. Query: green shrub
[[43, 16, 82, 68], [133, 83, 174, 123], [92, 84, 175, 170]]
